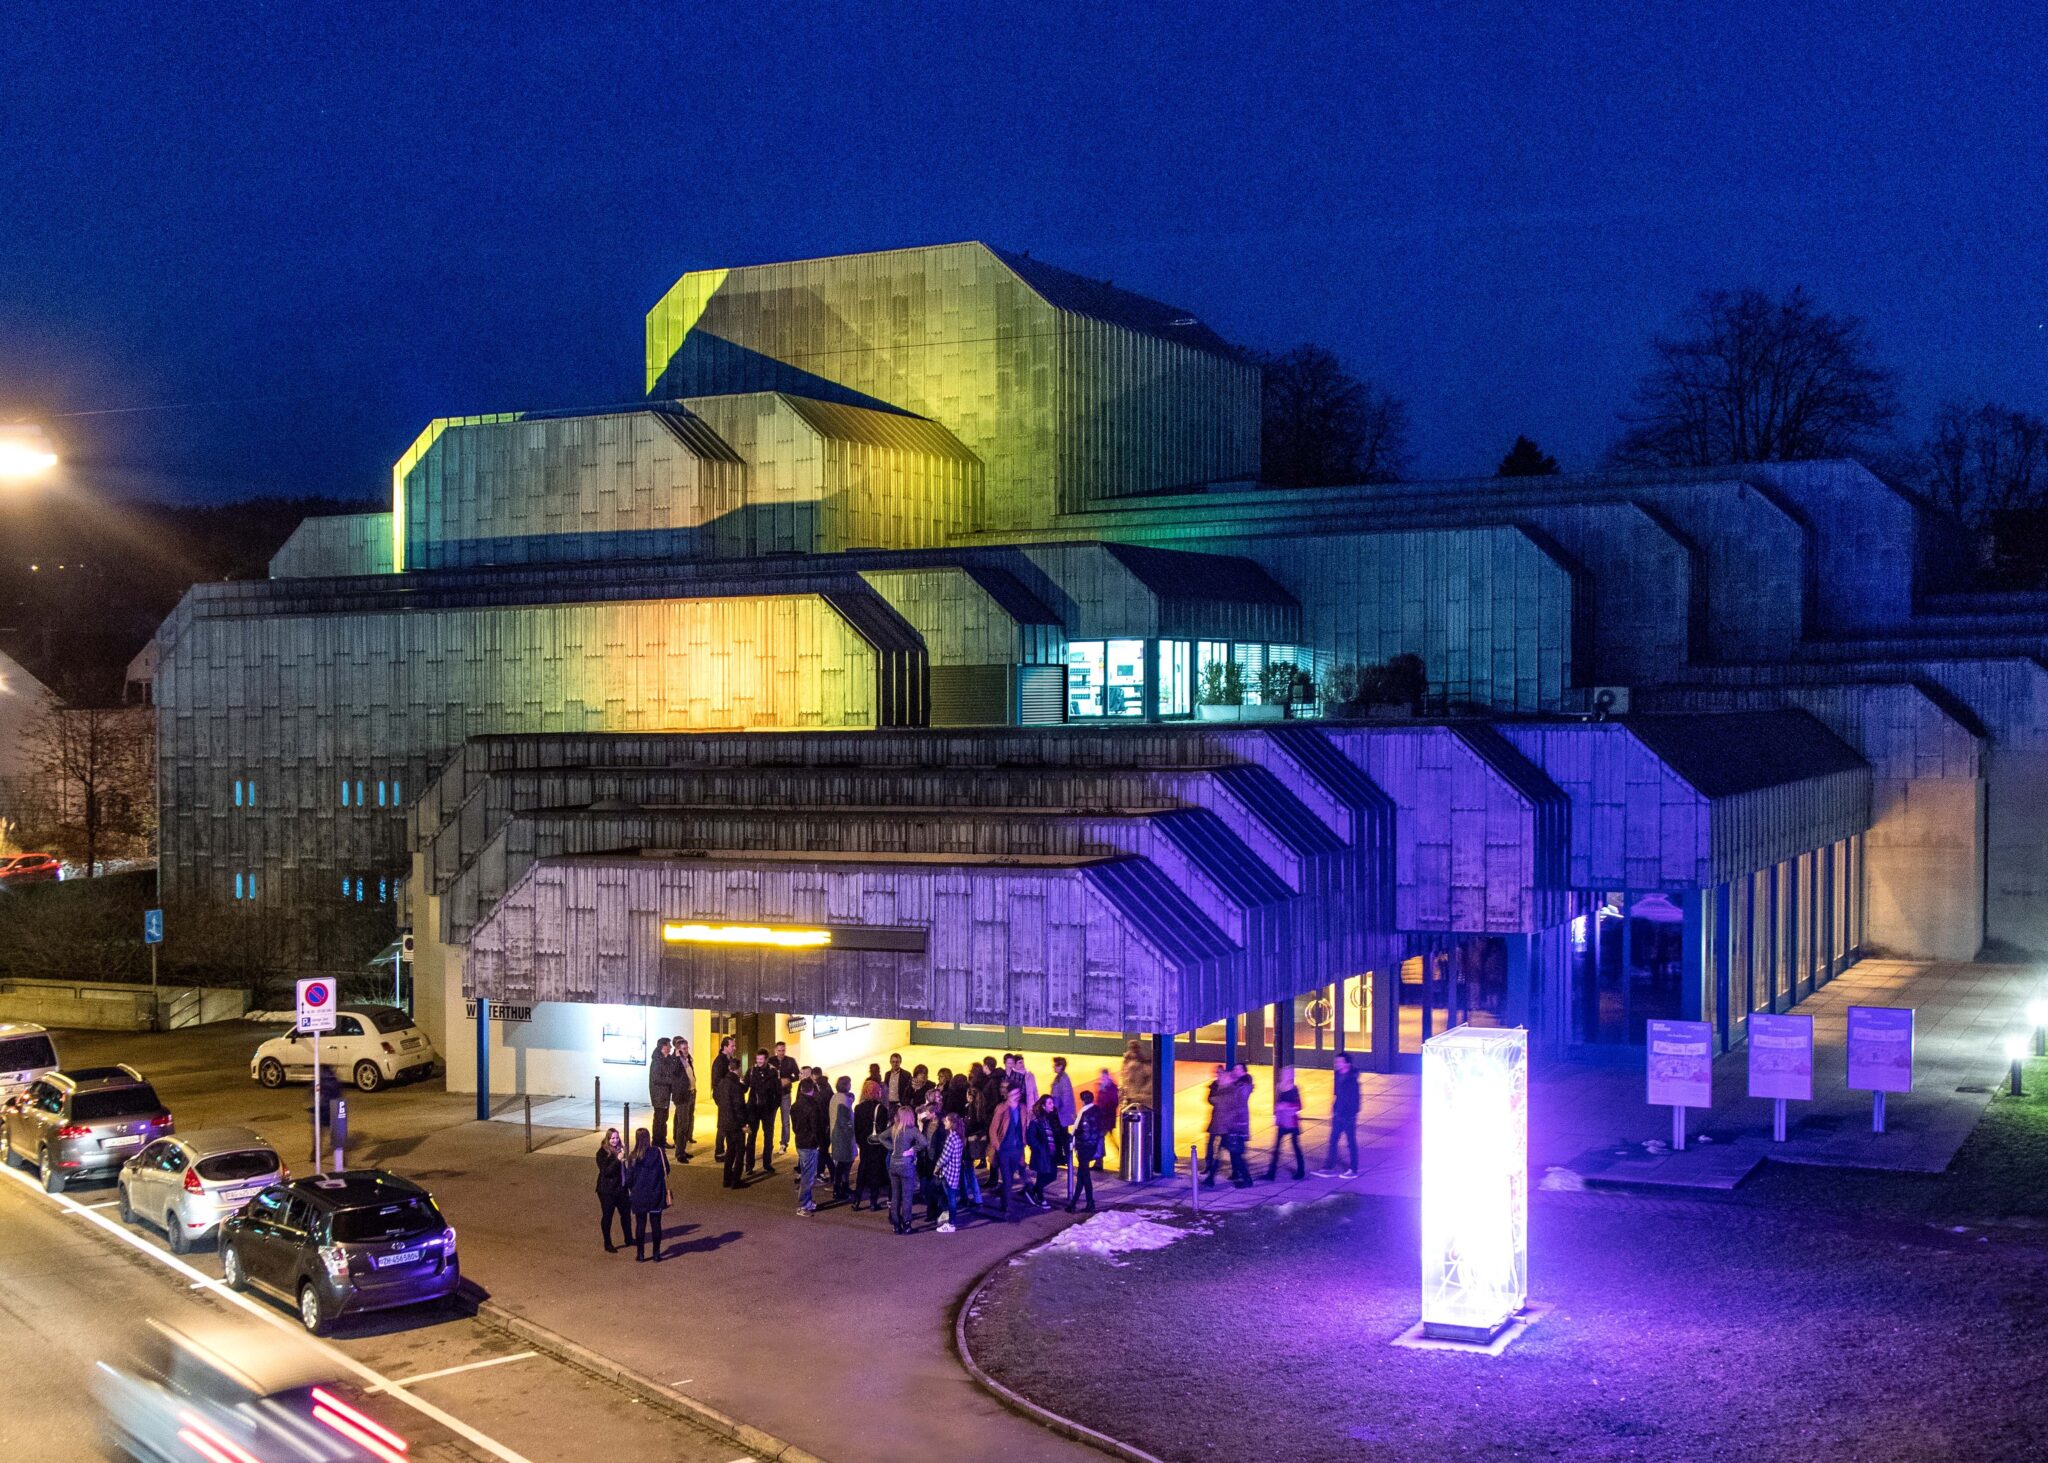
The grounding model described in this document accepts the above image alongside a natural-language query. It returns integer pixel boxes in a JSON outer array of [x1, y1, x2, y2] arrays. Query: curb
[[951, 1248, 1169, 1463], [477, 1301, 828, 1463]]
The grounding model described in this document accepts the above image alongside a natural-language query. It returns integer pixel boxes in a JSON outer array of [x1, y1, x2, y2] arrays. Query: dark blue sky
[[4, 2, 2044, 503]]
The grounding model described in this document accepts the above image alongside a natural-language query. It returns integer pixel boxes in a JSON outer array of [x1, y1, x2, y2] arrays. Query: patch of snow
[[1538, 1166, 1587, 1192], [1037, 1209, 1204, 1266]]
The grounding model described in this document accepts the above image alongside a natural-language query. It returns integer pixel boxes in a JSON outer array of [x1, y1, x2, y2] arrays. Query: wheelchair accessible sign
[[296, 978, 337, 1034]]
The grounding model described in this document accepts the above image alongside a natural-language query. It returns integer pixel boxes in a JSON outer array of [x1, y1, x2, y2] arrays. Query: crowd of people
[[595, 1036, 1366, 1258]]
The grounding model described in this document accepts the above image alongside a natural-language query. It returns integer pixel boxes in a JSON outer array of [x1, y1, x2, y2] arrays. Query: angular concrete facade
[[143, 241, 2048, 1110]]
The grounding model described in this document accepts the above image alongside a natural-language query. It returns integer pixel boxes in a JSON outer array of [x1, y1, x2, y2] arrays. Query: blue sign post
[[142, 909, 164, 945], [143, 909, 163, 1031]]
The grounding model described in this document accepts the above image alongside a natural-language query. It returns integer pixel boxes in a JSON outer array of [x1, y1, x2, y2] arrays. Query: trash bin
[[1119, 1105, 1154, 1183]]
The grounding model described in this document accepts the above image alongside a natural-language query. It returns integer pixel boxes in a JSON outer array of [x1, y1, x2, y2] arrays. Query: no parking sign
[[296, 978, 337, 1034]]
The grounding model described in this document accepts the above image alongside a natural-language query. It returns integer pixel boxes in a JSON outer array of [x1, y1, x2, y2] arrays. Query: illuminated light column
[[1421, 1025, 1528, 1343]]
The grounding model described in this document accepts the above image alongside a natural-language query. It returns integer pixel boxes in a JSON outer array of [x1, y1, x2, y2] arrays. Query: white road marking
[[366, 1350, 539, 1392], [76, 1200, 121, 1210], [672, 1377, 693, 1385], [0, 1164, 539, 1463]]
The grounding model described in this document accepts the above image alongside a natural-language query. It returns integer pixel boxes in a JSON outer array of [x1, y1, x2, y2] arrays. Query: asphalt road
[[0, 1024, 761, 1463]]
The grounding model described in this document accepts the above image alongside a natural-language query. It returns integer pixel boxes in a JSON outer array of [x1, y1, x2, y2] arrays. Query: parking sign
[[143, 909, 164, 945], [296, 978, 337, 1034]]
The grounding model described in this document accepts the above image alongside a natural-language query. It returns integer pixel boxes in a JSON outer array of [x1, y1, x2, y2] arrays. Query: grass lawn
[[963, 1058, 2048, 1463]]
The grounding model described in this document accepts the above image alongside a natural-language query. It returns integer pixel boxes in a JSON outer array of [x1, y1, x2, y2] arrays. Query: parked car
[[219, 1170, 460, 1335], [0, 1021, 59, 1104], [0, 1065, 173, 1193], [0, 852, 62, 886], [95, 1314, 410, 1462], [119, 1125, 286, 1254], [251, 1005, 439, 1092]]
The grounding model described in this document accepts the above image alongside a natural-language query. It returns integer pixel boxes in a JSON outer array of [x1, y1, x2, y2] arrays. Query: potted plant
[[1196, 661, 1245, 721]]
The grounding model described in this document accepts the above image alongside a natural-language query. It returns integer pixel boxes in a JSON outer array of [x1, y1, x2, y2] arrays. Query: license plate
[[102, 1135, 141, 1149], [222, 1186, 264, 1203], [402, 1039, 422, 1050], [375, 1249, 421, 1268]]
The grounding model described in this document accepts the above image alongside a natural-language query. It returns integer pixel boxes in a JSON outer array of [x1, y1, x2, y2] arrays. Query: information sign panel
[[1646, 1019, 1713, 1108], [1846, 1006, 1914, 1094], [1747, 1013, 1813, 1102]]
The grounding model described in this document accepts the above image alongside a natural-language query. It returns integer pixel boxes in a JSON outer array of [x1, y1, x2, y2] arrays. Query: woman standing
[[886, 1106, 929, 1235], [1265, 1066, 1306, 1181], [1024, 1094, 1059, 1208], [828, 1074, 857, 1202], [623, 1127, 671, 1262], [853, 1080, 890, 1211], [594, 1127, 628, 1252], [934, 1112, 966, 1233]]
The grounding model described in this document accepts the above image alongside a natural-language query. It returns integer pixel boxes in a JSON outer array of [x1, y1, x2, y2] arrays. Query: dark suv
[[219, 1171, 460, 1335], [0, 1065, 173, 1193]]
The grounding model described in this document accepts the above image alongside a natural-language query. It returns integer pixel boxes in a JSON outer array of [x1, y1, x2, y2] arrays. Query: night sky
[[3, 2, 2044, 504]]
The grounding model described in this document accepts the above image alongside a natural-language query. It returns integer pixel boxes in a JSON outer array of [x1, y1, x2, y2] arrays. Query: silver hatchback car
[[120, 1126, 286, 1254]]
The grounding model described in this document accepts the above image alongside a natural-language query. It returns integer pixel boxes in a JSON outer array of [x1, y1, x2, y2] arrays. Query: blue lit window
[[355, 780, 365, 808], [233, 780, 243, 808], [392, 779, 402, 803], [233, 872, 256, 901], [378, 877, 389, 903], [340, 781, 351, 808], [234, 872, 244, 899], [376, 781, 387, 807], [354, 878, 365, 903]]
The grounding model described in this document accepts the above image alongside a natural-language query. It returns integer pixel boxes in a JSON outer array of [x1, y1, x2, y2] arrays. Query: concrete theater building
[[149, 242, 2038, 1153]]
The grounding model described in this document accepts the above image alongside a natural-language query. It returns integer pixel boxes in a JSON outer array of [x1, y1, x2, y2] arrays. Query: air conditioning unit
[[1589, 686, 1631, 717]]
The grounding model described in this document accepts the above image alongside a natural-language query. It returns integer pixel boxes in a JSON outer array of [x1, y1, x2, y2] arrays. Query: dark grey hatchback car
[[218, 1170, 459, 1335]]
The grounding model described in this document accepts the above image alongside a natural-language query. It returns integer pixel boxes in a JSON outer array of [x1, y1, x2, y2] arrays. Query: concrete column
[[1680, 888, 1705, 1022], [1152, 1033, 1177, 1176], [474, 997, 490, 1121], [1333, 976, 1347, 1056], [1223, 1014, 1238, 1071], [1503, 935, 1531, 1030], [1620, 894, 1635, 1040], [1714, 882, 1734, 1051]]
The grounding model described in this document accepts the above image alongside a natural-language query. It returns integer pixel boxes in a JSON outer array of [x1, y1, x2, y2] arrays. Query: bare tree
[[20, 697, 155, 876], [1917, 401, 2048, 526], [1256, 344, 1411, 486], [1609, 286, 1898, 468]]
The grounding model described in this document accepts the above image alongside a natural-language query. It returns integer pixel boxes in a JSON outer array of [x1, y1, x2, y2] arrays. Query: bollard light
[[2005, 1034, 2028, 1097], [1421, 1026, 1528, 1342]]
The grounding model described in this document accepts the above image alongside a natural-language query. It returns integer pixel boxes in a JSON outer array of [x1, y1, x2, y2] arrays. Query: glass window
[[1235, 643, 1270, 703], [197, 1149, 280, 1183], [1157, 641, 1192, 717], [1066, 641, 1105, 718], [333, 1016, 364, 1038], [1104, 639, 1145, 717], [331, 1197, 441, 1244], [0, 1034, 56, 1070], [72, 1085, 163, 1121]]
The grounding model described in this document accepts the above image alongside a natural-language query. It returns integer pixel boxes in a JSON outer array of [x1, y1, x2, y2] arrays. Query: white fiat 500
[[250, 1006, 439, 1093]]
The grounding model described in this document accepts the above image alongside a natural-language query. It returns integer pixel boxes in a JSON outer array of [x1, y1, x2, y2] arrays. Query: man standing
[[1092, 1067, 1120, 1171], [673, 1037, 697, 1161], [710, 1036, 739, 1163], [1049, 1056, 1077, 1169], [648, 1037, 680, 1151], [745, 1049, 781, 1177], [988, 1084, 1029, 1214], [1222, 1066, 1254, 1188], [717, 1048, 747, 1188], [771, 1040, 800, 1155], [1319, 1051, 1360, 1176], [881, 1052, 911, 1106], [791, 1077, 827, 1214], [1202, 1064, 1228, 1180]]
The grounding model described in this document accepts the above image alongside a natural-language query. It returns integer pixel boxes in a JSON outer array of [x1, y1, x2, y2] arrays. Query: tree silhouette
[[1497, 436, 1559, 477], [1609, 286, 1897, 468], [1255, 344, 1411, 486]]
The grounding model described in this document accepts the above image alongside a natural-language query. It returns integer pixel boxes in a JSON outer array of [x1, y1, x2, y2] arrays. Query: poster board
[[1747, 1013, 1813, 1101], [1646, 1019, 1714, 1108], [1846, 1006, 1914, 1094]]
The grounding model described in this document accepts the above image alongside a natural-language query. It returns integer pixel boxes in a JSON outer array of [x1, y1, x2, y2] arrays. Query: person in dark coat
[[710, 1037, 739, 1162], [1202, 1064, 1228, 1179], [771, 1041, 800, 1156], [791, 1078, 828, 1214], [853, 1081, 889, 1210], [1024, 1094, 1058, 1207], [1221, 1067, 1254, 1188], [1068, 1089, 1106, 1212], [623, 1128, 670, 1261], [594, 1127, 628, 1251], [744, 1050, 781, 1177], [673, 1037, 697, 1160], [717, 1047, 748, 1189], [988, 1084, 1029, 1214], [648, 1038, 681, 1151], [828, 1075, 857, 1200], [1320, 1052, 1360, 1176], [1265, 1065, 1306, 1181], [1092, 1069, 1119, 1172]]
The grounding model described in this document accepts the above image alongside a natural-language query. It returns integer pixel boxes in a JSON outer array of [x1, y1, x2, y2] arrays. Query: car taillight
[[381, 1041, 396, 1053], [438, 1225, 457, 1250], [176, 1409, 263, 1463], [153, 1113, 173, 1127], [56, 1124, 89, 1139], [318, 1243, 350, 1281], [310, 1387, 409, 1462], [184, 1168, 204, 1193]]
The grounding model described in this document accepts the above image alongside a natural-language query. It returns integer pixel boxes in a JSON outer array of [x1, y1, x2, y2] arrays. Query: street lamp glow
[[2003, 1034, 2028, 1062], [0, 425, 58, 480], [2027, 999, 2048, 1030]]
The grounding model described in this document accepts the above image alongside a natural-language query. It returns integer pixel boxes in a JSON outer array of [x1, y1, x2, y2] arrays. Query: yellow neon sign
[[661, 922, 832, 949]]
